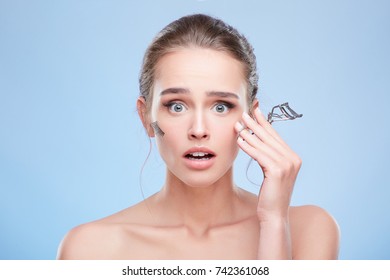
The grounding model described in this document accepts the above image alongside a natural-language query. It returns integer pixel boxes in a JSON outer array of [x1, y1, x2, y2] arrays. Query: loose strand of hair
[[138, 135, 155, 220], [245, 157, 261, 187]]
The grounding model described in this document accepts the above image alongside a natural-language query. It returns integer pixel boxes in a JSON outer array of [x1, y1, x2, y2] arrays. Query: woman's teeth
[[186, 152, 213, 160], [191, 152, 208, 157]]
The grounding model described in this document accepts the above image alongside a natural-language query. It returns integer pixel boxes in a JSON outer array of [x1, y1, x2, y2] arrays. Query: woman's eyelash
[[162, 101, 178, 108], [217, 101, 235, 109], [161, 101, 236, 110], [162, 101, 184, 107]]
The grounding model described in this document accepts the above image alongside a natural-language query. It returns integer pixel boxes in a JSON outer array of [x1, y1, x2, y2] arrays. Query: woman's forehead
[[154, 48, 247, 98]]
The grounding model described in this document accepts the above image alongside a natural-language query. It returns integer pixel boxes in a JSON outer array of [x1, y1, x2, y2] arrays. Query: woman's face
[[150, 48, 250, 187]]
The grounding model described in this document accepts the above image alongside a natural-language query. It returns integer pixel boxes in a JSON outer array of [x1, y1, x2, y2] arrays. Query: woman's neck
[[153, 168, 242, 236]]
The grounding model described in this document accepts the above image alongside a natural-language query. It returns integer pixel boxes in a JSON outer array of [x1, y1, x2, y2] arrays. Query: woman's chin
[[172, 169, 231, 189]]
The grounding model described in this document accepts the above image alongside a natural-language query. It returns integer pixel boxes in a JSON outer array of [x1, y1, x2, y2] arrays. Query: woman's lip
[[183, 147, 216, 157], [183, 156, 216, 170]]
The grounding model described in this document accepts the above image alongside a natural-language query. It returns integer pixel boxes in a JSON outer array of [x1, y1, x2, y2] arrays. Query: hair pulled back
[[139, 14, 259, 112]]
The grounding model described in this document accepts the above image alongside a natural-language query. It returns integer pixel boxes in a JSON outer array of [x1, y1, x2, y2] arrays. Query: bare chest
[[116, 222, 260, 260]]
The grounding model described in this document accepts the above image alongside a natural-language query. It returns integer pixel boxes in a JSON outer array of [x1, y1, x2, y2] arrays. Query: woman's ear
[[136, 97, 155, 137], [250, 98, 259, 117]]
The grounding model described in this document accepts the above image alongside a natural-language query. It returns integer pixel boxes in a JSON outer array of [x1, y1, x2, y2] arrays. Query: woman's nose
[[188, 111, 210, 140]]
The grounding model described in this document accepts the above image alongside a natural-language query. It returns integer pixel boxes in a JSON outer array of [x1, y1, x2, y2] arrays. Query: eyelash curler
[[267, 102, 303, 124], [151, 121, 165, 137]]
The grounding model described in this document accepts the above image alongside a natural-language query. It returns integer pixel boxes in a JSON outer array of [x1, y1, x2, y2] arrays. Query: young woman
[[57, 14, 339, 260]]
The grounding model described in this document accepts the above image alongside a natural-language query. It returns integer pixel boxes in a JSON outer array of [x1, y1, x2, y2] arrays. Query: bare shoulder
[[57, 220, 128, 259], [289, 205, 340, 259], [57, 201, 153, 260]]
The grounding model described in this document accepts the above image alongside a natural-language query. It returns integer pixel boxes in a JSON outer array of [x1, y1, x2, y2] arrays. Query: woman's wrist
[[257, 209, 289, 225]]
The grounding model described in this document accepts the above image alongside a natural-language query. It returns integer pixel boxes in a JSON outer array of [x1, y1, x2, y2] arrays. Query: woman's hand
[[234, 107, 302, 259], [234, 108, 302, 223]]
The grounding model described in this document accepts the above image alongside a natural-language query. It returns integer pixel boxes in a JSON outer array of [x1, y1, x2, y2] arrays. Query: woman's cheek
[[215, 118, 237, 138], [155, 120, 183, 155]]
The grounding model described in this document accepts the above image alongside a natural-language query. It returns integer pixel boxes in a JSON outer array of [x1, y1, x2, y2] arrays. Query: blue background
[[1, 0, 389, 259]]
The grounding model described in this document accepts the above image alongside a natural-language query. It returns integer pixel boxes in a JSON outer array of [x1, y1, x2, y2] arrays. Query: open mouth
[[185, 152, 215, 161]]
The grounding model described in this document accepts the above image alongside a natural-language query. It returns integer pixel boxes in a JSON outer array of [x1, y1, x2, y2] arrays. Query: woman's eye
[[168, 102, 186, 113], [213, 103, 232, 114]]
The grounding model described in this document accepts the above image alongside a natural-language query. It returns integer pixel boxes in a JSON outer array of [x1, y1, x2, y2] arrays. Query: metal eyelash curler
[[267, 102, 303, 124]]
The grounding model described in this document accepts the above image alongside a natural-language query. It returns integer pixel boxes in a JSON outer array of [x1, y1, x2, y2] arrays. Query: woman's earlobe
[[136, 97, 155, 137], [147, 122, 156, 137]]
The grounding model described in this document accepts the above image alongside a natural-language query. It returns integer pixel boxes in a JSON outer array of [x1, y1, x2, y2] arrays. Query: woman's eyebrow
[[160, 87, 190, 95], [206, 91, 239, 99], [160, 88, 239, 99]]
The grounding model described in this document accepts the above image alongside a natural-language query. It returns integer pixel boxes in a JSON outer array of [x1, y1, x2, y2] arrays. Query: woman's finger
[[252, 108, 290, 148], [241, 112, 292, 155], [236, 134, 277, 168], [235, 122, 287, 166]]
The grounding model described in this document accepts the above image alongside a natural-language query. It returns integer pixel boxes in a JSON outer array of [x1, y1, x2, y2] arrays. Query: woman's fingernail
[[243, 111, 250, 119], [235, 121, 245, 131]]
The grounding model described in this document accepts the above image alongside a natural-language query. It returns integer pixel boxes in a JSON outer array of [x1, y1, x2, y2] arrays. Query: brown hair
[[139, 14, 259, 113]]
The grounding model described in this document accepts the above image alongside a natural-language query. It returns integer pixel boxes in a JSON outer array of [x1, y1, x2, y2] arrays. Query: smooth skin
[[57, 48, 339, 260]]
